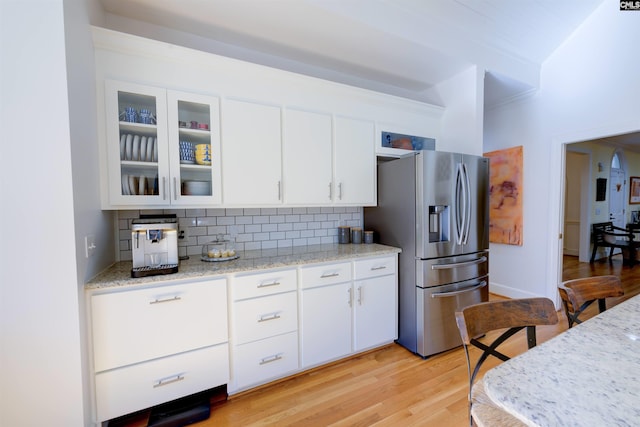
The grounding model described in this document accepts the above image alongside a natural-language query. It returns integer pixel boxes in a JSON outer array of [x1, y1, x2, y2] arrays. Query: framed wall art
[[484, 145, 523, 246], [629, 176, 640, 204]]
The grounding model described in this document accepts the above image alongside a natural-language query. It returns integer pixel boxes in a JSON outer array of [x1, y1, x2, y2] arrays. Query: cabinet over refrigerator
[[364, 150, 489, 358]]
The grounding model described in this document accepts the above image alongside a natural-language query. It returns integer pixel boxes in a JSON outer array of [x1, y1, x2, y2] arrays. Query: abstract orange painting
[[484, 146, 523, 245]]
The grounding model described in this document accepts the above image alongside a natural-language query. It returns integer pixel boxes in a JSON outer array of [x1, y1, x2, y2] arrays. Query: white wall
[[484, 1, 640, 301], [0, 1, 85, 425], [427, 66, 485, 155]]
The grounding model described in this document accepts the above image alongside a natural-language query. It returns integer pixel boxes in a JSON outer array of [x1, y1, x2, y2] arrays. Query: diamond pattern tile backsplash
[[118, 207, 363, 260]]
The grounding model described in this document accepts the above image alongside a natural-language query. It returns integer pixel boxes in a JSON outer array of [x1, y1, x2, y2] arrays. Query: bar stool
[[558, 275, 624, 328], [455, 298, 558, 427]]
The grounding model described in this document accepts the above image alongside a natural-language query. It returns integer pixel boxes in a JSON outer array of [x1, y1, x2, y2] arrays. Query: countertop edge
[[86, 243, 401, 291]]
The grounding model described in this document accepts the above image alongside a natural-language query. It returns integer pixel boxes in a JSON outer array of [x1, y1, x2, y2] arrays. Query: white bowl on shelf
[[182, 180, 211, 195]]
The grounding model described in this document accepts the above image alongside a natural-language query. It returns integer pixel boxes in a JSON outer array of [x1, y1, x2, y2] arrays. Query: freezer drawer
[[416, 277, 488, 357], [416, 251, 488, 289]]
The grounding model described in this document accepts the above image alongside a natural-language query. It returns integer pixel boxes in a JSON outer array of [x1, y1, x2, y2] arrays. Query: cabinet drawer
[[233, 269, 297, 300], [91, 279, 228, 372], [233, 292, 297, 345], [300, 261, 352, 289], [232, 331, 298, 392], [95, 344, 229, 423], [354, 255, 397, 280]]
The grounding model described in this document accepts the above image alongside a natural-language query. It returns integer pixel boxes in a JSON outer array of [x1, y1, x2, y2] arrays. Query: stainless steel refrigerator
[[364, 150, 489, 358]]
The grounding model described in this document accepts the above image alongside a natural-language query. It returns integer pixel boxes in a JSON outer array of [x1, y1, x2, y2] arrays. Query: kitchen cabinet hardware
[[258, 313, 281, 323], [320, 272, 340, 279], [149, 295, 181, 305], [371, 266, 387, 271], [357, 286, 362, 305], [173, 177, 178, 200], [153, 374, 185, 388], [278, 181, 281, 201], [162, 177, 167, 200], [257, 281, 281, 288], [259, 354, 283, 365], [348, 287, 353, 307], [338, 182, 343, 200]]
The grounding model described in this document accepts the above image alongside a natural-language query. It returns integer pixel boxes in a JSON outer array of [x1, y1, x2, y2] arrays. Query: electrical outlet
[[85, 234, 96, 258]]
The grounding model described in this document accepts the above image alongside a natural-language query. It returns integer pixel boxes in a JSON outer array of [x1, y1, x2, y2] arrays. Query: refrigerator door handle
[[430, 280, 487, 298], [455, 163, 465, 245], [462, 162, 472, 245], [431, 256, 488, 270]]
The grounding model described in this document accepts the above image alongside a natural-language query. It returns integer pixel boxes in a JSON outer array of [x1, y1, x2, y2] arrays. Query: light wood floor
[[126, 255, 640, 426]]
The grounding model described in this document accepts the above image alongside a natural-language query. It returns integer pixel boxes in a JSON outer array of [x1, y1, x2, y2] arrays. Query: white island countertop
[[483, 294, 640, 427], [86, 243, 401, 290]]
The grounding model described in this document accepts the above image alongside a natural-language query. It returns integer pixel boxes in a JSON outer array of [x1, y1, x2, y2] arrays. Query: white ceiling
[[98, 0, 604, 108]]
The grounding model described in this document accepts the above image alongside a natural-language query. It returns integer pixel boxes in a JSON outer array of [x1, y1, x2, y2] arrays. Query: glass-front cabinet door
[[167, 91, 221, 205], [104, 81, 221, 206], [105, 80, 169, 205]]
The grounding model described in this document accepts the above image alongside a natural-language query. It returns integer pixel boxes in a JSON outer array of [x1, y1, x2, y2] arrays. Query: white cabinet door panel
[[91, 279, 227, 372], [232, 331, 299, 391], [334, 116, 375, 205], [354, 275, 397, 351], [221, 99, 282, 205], [95, 344, 228, 423], [299, 262, 352, 289], [282, 108, 333, 204], [354, 255, 396, 280], [233, 292, 298, 345], [300, 282, 352, 368], [232, 269, 297, 301]]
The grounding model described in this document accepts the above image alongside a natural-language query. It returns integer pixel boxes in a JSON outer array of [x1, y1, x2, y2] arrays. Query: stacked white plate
[[182, 180, 211, 196], [121, 174, 149, 195], [119, 134, 157, 162]]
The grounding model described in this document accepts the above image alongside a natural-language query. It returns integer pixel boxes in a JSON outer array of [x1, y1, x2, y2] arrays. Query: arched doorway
[[608, 151, 626, 230]]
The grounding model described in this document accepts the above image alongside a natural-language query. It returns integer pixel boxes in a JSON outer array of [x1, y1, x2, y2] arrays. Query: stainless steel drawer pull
[[320, 273, 339, 279], [431, 281, 487, 298], [259, 354, 283, 365], [370, 266, 387, 271], [149, 296, 181, 305], [257, 281, 281, 288], [153, 374, 184, 388], [431, 256, 487, 270], [258, 313, 281, 322]]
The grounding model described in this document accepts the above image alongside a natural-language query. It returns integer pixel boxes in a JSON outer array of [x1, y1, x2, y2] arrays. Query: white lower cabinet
[[229, 269, 299, 392], [353, 275, 397, 351], [300, 256, 397, 369], [89, 278, 229, 423], [300, 281, 353, 367], [233, 331, 299, 391], [95, 344, 228, 422]]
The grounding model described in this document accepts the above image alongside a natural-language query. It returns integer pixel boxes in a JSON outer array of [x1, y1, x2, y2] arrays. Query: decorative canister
[[338, 226, 351, 244], [351, 227, 363, 244], [364, 230, 374, 244]]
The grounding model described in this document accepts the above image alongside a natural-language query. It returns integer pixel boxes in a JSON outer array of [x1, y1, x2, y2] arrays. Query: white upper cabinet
[[282, 108, 333, 205], [221, 99, 282, 206], [103, 80, 222, 207], [105, 80, 169, 206], [94, 29, 443, 209], [334, 116, 376, 206], [167, 90, 222, 205]]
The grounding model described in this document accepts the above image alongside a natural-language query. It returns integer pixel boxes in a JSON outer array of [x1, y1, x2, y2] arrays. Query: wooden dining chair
[[558, 275, 624, 328], [455, 298, 559, 427]]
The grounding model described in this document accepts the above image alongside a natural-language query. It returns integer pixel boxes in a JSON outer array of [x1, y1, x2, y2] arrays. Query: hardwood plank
[[177, 256, 640, 426]]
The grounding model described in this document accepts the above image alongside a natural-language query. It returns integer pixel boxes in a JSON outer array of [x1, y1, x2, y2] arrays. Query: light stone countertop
[[482, 294, 640, 427], [86, 243, 401, 290]]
